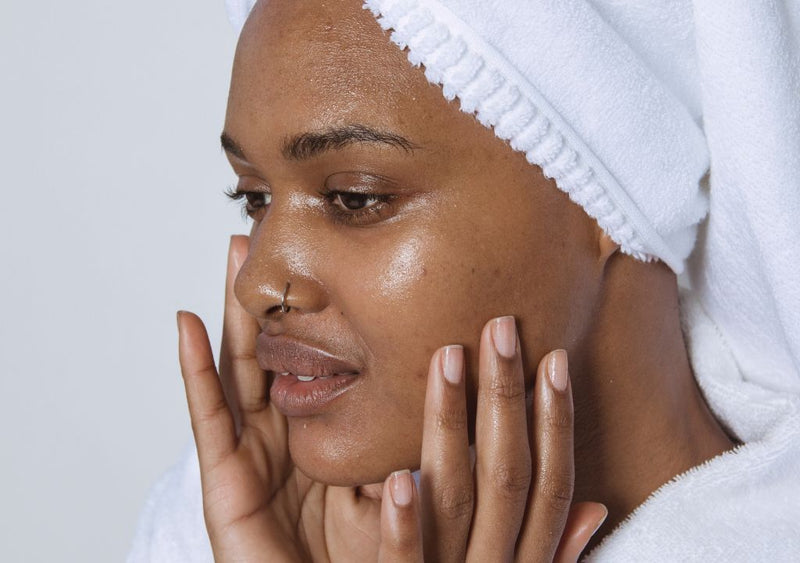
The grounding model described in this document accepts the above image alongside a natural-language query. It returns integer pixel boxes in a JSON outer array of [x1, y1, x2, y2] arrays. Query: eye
[[225, 187, 272, 220], [243, 191, 271, 211], [331, 192, 383, 211], [320, 189, 396, 226]]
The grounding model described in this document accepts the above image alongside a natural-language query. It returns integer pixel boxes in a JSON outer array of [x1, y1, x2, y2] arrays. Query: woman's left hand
[[376, 317, 607, 562]]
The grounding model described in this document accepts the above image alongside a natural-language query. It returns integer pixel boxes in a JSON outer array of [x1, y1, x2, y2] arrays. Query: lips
[[257, 334, 361, 416]]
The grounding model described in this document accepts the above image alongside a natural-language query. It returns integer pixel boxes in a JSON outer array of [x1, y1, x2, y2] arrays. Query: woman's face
[[225, 0, 601, 486]]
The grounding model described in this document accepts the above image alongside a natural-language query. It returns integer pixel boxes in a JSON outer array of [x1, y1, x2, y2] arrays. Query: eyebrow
[[220, 132, 247, 160], [220, 124, 419, 163]]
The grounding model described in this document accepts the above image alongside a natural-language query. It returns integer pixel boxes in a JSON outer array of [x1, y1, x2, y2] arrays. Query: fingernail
[[548, 349, 569, 392], [590, 504, 609, 537], [491, 316, 516, 359], [390, 469, 413, 507], [176, 310, 185, 330], [441, 345, 463, 385], [229, 236, 244, 271]]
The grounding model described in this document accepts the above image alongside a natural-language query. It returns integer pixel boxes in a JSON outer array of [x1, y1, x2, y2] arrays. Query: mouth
[[276, 371, 358, 382], [257, 334, 362, 417], [269, 371, 360, 417]]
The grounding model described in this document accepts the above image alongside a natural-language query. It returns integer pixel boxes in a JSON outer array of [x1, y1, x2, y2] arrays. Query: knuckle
[[543, 410, 572, 431], [538, 475, 573, 512], [490, 462, 531, 499], [435, 485, 474, 521], [486, 373, 526, 403], [197, 396, 230, 425], [435, 404, 468, 432]]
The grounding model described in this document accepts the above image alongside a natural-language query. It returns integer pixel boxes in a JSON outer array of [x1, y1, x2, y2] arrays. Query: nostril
[[241, 275, 328, 318], [266, 303, 285, 316]]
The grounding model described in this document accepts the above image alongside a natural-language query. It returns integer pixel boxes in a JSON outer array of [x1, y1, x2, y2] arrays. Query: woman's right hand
[[178, 235, 385, 562]]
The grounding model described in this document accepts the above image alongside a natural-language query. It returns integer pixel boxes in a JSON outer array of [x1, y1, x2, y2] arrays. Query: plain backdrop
[[0, 1, 248, 560]]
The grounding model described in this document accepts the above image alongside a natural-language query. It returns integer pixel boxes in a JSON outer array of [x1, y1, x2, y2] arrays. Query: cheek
[[375, 236, 426, 298], [328, 227, 483, 356], [322, 220, 524, 402], [294, 198, 593, 484]]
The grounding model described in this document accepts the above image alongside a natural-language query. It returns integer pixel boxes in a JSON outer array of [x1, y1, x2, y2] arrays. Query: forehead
[[227, 0, 432, 140]]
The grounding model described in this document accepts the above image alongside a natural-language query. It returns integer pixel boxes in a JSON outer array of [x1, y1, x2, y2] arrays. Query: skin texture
[[212, 0, 734, 551], [226, 0, 600, 487]]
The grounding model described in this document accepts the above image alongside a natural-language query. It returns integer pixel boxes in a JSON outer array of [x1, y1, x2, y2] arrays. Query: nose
[[234, 212, 329, 321]]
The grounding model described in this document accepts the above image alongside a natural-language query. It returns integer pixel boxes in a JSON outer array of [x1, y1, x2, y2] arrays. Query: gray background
[[0, 1, 247, 560]]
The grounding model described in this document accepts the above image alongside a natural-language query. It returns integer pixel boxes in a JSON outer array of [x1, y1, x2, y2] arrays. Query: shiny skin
[[225, 0, 602, 487]]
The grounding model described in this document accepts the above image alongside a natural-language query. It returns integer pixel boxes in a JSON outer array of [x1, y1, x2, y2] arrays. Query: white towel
[[687, 2, 800, 397]]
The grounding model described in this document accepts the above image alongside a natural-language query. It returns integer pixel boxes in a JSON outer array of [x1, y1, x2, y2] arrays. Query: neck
[[570, 256, 735, 543]]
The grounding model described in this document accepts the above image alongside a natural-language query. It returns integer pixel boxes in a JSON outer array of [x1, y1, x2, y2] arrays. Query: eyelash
[[224, 186, 395, 225], [225, 187, 270, 221], [320, 189, 395, 225]]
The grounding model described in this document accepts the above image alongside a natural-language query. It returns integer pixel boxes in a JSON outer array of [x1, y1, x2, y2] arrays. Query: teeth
[[276, 372, 351, 381]]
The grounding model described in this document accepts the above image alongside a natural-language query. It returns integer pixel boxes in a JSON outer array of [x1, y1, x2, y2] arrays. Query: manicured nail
[[491, 316, 516, 359], [229, 236, 241, 271], [590, 504, 609, 537], [441, 345, 464, 385], [390, 469, 413, 507], [548, 349, 569, 391]]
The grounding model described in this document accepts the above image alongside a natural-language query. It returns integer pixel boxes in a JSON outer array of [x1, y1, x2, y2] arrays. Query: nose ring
[[280, 281, 291, 314]]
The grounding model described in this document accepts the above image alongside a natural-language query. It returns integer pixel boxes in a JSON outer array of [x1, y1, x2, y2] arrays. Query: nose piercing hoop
[[280, 281, 291, 314]]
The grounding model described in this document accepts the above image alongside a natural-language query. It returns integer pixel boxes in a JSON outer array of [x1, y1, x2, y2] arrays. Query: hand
[[376, 318, 607, 562], [178, 236, 384, 562]]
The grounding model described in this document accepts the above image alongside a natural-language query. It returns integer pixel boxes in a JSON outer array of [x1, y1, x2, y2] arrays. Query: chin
[[286, 417, 422, 487]]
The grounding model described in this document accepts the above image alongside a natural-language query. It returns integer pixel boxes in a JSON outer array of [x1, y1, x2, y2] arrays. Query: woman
[[130, 0, 800, 561]]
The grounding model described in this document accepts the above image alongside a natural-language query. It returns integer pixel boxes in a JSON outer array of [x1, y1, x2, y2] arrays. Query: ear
[[597, 226, 620, 265]]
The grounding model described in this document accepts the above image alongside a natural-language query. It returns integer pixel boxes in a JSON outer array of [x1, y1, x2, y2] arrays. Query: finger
[[468, 317, 531, 561], [178, 310, 236, 470], [516, 349, 574, 561], [553, 502, 608, 563], [378, 470, 424, 563], [219, 235, 265, 421], [420, 345, 473, 562]]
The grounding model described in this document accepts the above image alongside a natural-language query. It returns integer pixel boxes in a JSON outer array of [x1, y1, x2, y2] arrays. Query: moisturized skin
[[225, 0, 599, 487], [217, 0, 734, 545]]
